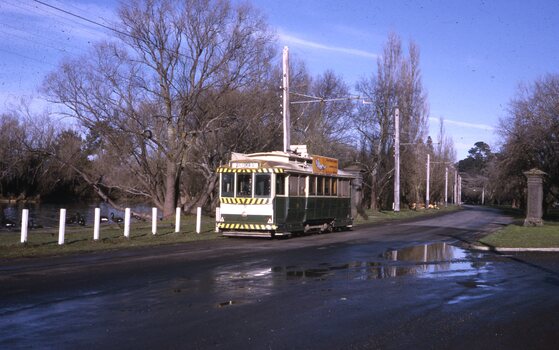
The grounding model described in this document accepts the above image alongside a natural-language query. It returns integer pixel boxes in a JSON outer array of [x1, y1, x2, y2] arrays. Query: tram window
[[221, 173, 234, 197], [299, 175, 306, 196], [339, 180, 348, 197], [255, 174, 271, 197], [317, 176, 324, 195], [342, 180, 351, 197], [289, 175, 299, 196], [276, 174, 286, 195], [324, 177, 331, 196], [309, 176, 316, 195], [331, 178, 337, 196], [237, 174, 252, 197]]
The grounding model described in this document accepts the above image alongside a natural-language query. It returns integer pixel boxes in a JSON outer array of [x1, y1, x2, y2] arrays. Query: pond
[[0, 201, 158, 229]]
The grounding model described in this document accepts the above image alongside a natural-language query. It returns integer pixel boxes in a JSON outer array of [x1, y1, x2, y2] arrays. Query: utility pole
[[394, 108, 400, 212], [444, 166, 448, 207], [453, 169, 458, 204], [458, 174, 462, 205], [426, 153, 430, 207], [282, 46, 290, 153]]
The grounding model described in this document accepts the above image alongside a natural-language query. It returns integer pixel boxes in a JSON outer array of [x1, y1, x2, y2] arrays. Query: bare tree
[[290, 69, 355, 159], [496, 73, 559, 209], [355, 33, 428, 210], [43, 0, 276, 216]]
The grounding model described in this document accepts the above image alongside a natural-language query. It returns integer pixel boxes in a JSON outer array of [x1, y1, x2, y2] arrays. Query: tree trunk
[[163, 160, 178, 218], [184, 173, 218, 214], [370, 169, 379, 212]]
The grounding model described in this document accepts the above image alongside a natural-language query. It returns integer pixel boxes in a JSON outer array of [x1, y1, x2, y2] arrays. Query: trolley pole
[[426, 153, 430, 207], [393, 108, 400, 212], [282, 46, 291, 153]]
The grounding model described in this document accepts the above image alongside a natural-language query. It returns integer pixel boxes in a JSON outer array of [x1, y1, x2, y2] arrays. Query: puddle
[[384, 242, 468, 263], [272, 242, 489, 281]]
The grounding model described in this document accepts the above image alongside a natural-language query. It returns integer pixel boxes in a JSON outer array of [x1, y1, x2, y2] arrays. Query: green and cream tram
[[216, 146, 355, 238]]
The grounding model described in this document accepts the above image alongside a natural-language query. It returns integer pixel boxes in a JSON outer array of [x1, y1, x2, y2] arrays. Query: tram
[[216, 145, 355, 238]]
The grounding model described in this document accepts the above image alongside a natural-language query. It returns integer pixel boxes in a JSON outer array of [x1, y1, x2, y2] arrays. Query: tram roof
[[218, 150, 356, 178]]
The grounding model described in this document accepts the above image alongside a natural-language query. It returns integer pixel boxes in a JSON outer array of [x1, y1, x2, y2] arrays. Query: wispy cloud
[[429, 117, 495, 131], [279, 32, 378, 59], [1, 0, 115, 42]]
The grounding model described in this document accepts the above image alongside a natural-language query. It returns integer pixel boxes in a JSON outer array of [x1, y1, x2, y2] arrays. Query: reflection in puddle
[[210, 261, 275, 306], [273, 243, 489, 281], [383, 242, 487, 279]]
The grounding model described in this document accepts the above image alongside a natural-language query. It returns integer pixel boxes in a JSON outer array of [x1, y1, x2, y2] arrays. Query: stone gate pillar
[[523, 168, 546, 226]]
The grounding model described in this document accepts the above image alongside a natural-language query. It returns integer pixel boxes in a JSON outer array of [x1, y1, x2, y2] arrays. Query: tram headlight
[[219, 216, 225, 222], [267, 217, 273, 224]]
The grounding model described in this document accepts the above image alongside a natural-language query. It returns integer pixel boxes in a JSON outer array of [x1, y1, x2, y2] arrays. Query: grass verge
[[0, 215, 221, 259], [479, 221, 559, 249], [354, 205, 461, 225], [479, 207, 559, 249]]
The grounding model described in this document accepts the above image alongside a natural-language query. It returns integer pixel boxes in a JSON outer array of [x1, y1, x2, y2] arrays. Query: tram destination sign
[[231, 162, 259, 169], [311, 155, 338, 175]]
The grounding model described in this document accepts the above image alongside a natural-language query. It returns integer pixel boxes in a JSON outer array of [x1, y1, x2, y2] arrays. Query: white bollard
[[58, 208, 66, 245], [196, 207, 202, 234], [93, 208, 100, 241], [152, 207, 157, 235], [124, 208, 131, 238], [21, 209, 29, 244], [175, 207, 181, 233], [215, 207, 220, 233]]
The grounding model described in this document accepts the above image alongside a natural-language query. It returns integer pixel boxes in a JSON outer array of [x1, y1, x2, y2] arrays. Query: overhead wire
[[32, 0, 130, 38], [2, 0, 106, 59]]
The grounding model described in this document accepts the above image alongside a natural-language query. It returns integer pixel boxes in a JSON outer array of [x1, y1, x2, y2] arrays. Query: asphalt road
[[1, 206, 559, 349]]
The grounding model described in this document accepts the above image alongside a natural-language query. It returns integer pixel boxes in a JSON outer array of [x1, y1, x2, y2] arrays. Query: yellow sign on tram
[[311, 155, 338, 175]]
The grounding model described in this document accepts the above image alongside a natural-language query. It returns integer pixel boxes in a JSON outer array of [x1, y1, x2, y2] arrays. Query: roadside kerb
[[469, 245, 559, 252]]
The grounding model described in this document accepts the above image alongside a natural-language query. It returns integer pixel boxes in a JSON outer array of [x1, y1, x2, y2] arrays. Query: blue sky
[[1, 0, 558, 159]]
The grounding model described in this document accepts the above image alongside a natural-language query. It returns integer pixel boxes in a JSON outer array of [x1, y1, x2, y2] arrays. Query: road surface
[[1, 206, 559, 349]]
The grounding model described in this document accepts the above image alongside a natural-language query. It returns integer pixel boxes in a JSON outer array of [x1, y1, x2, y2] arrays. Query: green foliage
[[458, 141, 493, 175]]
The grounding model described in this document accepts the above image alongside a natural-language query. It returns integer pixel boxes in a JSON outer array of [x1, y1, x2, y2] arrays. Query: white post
[[482, 186, 485, 205], [20, 209, 29, 244], [175, 207, 181, 233], [282, 46, 291, 152], [152, 207, 157, 235], [444, 167, 448, 207], [93, 208, 100, 241], [196, 207, 202, 234], [124, 208, 131, 238], [215, 207, 221, 233], [58, 208, 66, 245], [393, 108, 400, 212], [426, 153, 430, 207]]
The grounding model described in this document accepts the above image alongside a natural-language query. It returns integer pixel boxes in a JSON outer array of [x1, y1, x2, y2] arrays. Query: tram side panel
[[274, 196, 305, 232], [305, 196, 352, 228]]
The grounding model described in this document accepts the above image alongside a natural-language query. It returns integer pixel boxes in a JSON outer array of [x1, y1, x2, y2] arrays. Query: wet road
[[1, 206, 559, 349]]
